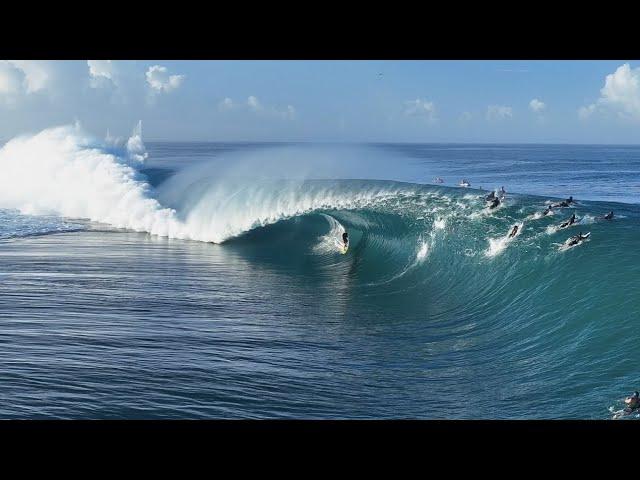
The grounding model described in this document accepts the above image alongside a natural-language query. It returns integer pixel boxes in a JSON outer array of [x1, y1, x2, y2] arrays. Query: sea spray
[[0, 123, 184, 238]]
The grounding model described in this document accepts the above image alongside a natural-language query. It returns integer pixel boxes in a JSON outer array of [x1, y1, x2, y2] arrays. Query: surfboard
[[335, 237, 349, 254], [564, 232, 590, 248], [559, 216, 581, 229]]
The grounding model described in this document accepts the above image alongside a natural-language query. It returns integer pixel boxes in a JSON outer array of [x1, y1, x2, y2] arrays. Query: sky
[[1, 60, 640, 144]]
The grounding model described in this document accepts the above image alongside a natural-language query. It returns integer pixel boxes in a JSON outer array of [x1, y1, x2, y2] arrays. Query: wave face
[[1, 126, 640, 418], [224, 185, 640, 419]]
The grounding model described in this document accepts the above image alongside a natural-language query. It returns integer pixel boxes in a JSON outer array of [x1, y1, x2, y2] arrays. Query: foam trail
[[485, 222, 523, 257], [528, 209, 555, 220], [416, 240, 429, 263], [313, 213, 347, 254], [558, 233, 591, 252]]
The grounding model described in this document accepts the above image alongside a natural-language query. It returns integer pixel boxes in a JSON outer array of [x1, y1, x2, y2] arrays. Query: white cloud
[[529, 98, 545, 113], [218, 97, 234, 111], [283, 105, 296, 119], [486, 105, 513, 121], [580, 63, 640, 121], [578, 104, 597, 120], [247, 95, 262, 111], [459, 111, 473, 122], [0, 62, 24, 96], [0, 60, 50, 98], [145, 65, 185, 94], [88, 60, 116, 87], [219, 96, 295, 119], [8, 61, 49, 93], [404, 98, 437, 122]]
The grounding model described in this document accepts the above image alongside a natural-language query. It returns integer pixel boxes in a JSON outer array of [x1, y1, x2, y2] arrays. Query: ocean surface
[[0, 125, 639, 419]]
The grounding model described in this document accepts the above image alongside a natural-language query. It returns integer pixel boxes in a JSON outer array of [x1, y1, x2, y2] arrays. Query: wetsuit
[[553, 197, 573, 208], [560, 214, 576, 228], [568, 233, 587, 246], [624, 396, 640, 414]]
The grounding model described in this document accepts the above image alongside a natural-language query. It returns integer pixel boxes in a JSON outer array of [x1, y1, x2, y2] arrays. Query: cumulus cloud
[[0, 60, 50, 98], [404, 98, 437, 122], [529, 98, 546, 113], [0, 62, 24, 96], [580, 63, 640, 121], [9, 61, 49, 93], [247, 95, 262, 111], [88, 60, 116, 87], [578, 104, 597, 120], [218, 97, 234, 111], [219, 96, 295, 119], [486, 105, 512, 121], [145, 65, 185, 94]]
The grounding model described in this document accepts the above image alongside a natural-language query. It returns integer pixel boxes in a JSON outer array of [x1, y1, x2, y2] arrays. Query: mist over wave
[[0, 124, 417, 243], [0, 123, 186, 239], [1, 126, 640, 419]]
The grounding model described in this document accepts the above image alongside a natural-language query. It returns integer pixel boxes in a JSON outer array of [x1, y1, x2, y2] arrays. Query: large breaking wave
[[1, 124, 640, 419]]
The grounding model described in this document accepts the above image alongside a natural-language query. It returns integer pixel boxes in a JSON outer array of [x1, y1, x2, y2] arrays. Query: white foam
[[434, 217, 446, 230], [0, 123, 185, 239], [485, 222, 523, 257], [313, 213, 347, 254], [416, 241, 429, 263], [558, 233, 590, 251], [0, 124, 409, 244], [529, 208, 556, 220]]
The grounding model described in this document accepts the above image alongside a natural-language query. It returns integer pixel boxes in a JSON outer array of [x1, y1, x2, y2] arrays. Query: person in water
[[499, 186, 506, 199], [508, 225, 518, 238], [485, 190, 496, 201], [624, 391, 640, 413], [567, 232, 588, 247], [489, 197, 500, 209], [604, 211, 614, 220], [560, 213, 576, 228], [553, 195, 574, 208], [342, 231, 349, 246], [542, 205, 553, 216]]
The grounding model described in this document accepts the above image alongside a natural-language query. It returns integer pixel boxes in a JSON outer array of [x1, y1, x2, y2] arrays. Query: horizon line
[[141, 139, 640, 147]]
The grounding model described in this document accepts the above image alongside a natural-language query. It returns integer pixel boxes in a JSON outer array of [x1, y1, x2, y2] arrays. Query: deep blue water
[[1, 134, 639, 419]]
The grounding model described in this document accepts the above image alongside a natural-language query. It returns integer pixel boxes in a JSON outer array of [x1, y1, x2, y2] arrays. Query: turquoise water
[[0, 130, 639, 419]]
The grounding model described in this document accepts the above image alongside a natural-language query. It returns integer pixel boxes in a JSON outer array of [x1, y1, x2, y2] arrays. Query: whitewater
[[1, 124, 639, 419]]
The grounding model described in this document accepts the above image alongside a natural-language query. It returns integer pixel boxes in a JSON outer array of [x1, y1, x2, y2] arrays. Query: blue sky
[[1, 60, 639, 143]]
